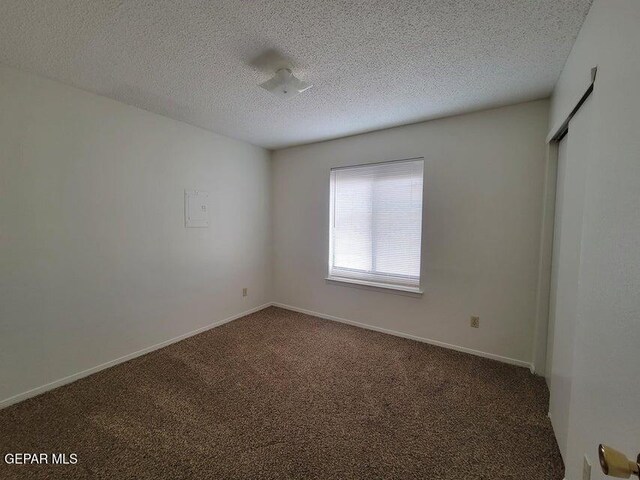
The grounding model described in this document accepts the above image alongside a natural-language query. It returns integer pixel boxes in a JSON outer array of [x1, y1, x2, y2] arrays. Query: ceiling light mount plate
[[259, 68, 312, 99]]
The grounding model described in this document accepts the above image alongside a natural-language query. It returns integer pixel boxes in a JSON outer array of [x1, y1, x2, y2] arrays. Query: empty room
[[1, 1, 639, 479]]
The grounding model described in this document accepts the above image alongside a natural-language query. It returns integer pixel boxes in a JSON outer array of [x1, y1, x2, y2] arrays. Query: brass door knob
[[599, 444, 640, 478]]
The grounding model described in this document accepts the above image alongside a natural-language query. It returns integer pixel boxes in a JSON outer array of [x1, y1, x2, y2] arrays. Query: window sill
[[325, 276, 423, 296]]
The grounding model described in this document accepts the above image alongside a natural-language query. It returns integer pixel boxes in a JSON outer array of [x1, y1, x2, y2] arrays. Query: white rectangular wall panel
[[185, 190, 209, 228]]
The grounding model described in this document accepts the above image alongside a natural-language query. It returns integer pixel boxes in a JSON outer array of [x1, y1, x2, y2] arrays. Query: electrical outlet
[[583, 455, 591, 480], [470, 316, 480, 328], [242, 288, 248, 297]]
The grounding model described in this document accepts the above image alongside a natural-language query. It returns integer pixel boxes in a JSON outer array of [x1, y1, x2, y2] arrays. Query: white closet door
[[547, 97, 591, 461]]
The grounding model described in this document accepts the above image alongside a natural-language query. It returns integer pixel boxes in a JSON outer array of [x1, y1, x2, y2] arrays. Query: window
[[328, 158, 424, 293]]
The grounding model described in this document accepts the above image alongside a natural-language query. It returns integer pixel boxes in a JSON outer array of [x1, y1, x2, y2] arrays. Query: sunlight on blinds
[[329, 158, 423, 290]]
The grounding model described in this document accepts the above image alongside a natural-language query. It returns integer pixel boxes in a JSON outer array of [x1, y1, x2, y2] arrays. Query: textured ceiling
[[0, 0, 593, 149]]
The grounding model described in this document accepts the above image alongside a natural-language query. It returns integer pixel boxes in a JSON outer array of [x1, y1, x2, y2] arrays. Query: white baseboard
[[0, 303, 272, 409], [272, 302, 533, 370]]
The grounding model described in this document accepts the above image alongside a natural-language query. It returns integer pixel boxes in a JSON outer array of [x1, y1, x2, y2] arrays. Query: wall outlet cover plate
[[583, 455, 591, 480]]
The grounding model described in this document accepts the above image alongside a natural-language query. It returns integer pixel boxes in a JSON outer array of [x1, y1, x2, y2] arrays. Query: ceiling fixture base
[[259, 68, 312, 99]]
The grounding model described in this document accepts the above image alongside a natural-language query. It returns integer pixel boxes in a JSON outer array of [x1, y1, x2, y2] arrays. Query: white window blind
[[328, 158, 424, 292]]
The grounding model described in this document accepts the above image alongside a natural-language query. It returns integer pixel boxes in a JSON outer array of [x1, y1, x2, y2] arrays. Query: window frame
[[326, 157, 425, 295]]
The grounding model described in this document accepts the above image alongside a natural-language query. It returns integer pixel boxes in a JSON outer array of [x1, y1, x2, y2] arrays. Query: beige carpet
[[0, 306, 563, 479]]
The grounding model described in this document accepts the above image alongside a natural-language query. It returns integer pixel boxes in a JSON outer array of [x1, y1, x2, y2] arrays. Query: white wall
[[0, 64, 272, 406], [546, 1, 640, 479], [272, 100, 549, 367]]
